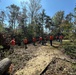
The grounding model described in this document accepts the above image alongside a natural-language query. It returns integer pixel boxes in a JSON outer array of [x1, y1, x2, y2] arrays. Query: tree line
[[0, 0, 76, 42]]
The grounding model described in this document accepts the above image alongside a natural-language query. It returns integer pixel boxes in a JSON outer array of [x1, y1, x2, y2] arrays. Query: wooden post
[[0, 58, 12, 75]]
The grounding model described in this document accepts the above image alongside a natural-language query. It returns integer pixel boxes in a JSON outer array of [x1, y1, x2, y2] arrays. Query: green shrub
[[63, 45, 76, 59]]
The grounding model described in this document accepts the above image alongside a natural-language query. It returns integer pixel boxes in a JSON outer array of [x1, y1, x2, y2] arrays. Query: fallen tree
[[0, 58, 12, 75]]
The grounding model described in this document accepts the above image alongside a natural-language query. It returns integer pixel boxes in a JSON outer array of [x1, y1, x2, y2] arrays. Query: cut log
[[0, 58, 12, 75]]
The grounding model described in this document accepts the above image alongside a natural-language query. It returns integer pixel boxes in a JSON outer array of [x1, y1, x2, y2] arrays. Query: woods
[[0, 0, 76, 42], [0, 0, 76, 75]]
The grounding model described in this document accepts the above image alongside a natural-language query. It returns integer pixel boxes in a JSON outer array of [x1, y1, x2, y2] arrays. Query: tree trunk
[[0, 58, 12, 75]]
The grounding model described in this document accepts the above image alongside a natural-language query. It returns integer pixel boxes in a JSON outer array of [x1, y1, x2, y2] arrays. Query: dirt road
[[14, 43, 70, 75]]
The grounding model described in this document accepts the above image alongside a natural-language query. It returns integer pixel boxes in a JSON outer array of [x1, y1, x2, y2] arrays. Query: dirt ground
[[0, 42, 76, 75], [41, 58, 74, 75], [13, 43, 75, 75], [8, 43, 42, 74]]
